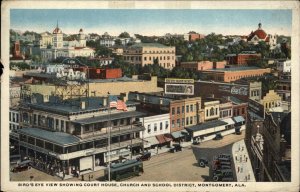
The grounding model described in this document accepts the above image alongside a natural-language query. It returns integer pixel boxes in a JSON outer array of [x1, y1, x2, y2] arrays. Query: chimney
[[80, 101, 86, 110]]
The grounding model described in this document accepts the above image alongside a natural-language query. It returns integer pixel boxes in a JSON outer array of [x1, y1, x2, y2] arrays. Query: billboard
[[165, 84, 194, 95]]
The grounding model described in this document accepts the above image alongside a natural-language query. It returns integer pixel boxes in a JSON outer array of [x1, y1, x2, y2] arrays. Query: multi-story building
[[179, 61, 226, 71], [14, 96, 145, 177], [40, 27, 95, 61], [203, 100, 220, 122], [225, 52, 261, 66], [247, 23, 277, 50], [276, 60, 291, 73], [183, 32, 205, 41], [170, 97, 202, 133], [276, 73, 291, 102], [199, 66, 271, 83], [123, 43, 176, 70], [9, 107, 20, 132]]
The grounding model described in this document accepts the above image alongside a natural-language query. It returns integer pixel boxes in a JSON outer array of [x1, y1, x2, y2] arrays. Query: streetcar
[[104, 159, 144, 181]]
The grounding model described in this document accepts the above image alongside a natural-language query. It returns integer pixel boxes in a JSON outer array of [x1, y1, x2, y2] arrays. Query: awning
[[156, 134, 173, 144], [233, 116, 245, 123], [144, 136, 159, 146], [171, 131, 185, 139], [221, 118, 235, 125]]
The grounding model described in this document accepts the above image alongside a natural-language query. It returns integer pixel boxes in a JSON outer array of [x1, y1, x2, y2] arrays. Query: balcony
[[78, 123, 144, 139]]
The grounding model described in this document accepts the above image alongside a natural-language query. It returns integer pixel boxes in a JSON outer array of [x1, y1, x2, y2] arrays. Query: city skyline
[[10, 9, 292, 36]]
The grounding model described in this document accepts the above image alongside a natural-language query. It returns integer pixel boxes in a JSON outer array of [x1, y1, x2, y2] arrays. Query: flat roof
[[186, 120, 228, 132], [206, 66, 263, 72], [72, 111, 146, 125], [18, 128, 80, 146], [130, 43, 171, 48]]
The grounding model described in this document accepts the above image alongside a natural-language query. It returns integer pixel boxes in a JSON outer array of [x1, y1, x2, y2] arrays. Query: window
[[160, 122, 163, 130], [206, 109, 208, 117], [165, 121, 169, 129], [194, 116, 197, 124], [172, 107, 175, 115], [186, 117, 189, 125], [9, 112, 11, 121], [177, 107, 180, 114], [172, 120, 175, 128], [182, 106, 185, 113], [154, 123, 157, 132], [190, 117, 193, 124], [61, 120, 64, 131], [147, 124, 151, 133], [215, 108, 218, 115], [242, 108, 245, 114], [210, 107, 214, 116], [177, 119, 180, 127], [190, 104, 193, 112], [182, 118, 185, 126], [186, 105, 189, 113], [144, 57, 147, 61]]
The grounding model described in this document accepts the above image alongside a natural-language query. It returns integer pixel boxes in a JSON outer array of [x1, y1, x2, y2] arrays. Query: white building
[[40, 26, 95, 61], [139, 113, 170, 148], [277, 60, 291, 73], [9, 108, 20, 132], [204, 100, 220, 121]]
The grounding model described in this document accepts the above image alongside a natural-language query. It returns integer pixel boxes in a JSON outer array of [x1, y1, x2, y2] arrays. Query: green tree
[[119, 32, 130, 38]]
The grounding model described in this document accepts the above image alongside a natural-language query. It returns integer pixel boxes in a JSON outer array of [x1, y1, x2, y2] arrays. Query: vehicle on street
[[11, 160, 32, 173], [212, 169, 234, 181], [169, 144, 182, 153], [104, 159, 143, 181], [198, 157, 208, 167], [192, 140, 200, 145], [10, 154, 21, 165], [213, 133, 223, 140], [136, 152, 151, 161]]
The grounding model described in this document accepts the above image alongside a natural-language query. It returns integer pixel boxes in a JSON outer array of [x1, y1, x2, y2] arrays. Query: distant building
[[9, 107, 20, 132], [39, 26, 95, 61], [247, 23, 277, 50], [199, 66, 271, 83], [276, 60, 291, 73], [276, 73, 291, 102], [184, 32, 205, 41], [225, 52, 261, 66], [179, 61, 226, 71], [123, 43, 176, 70]]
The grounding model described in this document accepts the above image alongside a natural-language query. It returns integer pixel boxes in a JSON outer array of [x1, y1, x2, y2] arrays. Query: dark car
[[136, 152, 151, 161], [213, 133, 223, 140], [212, 169, 234, 181], [169, 144, 182, 153], [198, 157, 208, 167], [192, 140, 200, 145], [11, 160, 32, 173]]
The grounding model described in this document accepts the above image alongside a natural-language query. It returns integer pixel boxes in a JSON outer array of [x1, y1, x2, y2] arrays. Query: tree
[[115, 39, 122, 46], [118, 32, 130, 38]]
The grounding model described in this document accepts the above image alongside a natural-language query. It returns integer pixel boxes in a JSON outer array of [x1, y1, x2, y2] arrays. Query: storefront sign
[[165, 78, 194, 84], [231, 86, 248, 96]]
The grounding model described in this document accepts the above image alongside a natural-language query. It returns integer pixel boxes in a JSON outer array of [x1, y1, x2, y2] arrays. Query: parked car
[[192, 140, 200, 145], [136, 152, 151, 161], [169, 144, 182, 153], [11, 160, 32, 173], [213, 169, 234, 181], [213, 133, 223, 140], [198, 157, 208, 167]]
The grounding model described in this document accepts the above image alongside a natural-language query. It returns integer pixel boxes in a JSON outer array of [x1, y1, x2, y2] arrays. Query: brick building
[[199, 67, 271, 82], [123, 43, 176, 70], [179, 60, 226, 71], [225, 52, 261, 66]]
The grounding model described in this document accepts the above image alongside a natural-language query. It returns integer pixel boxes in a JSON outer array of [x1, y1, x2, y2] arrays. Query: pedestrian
[[241, 166, 243, 173], [235, 154, 237, 161], [62, 172, 65, 180], [237, 166, 240, 173], [245, 175, 248, 181], [248, 173, 250, 180], [242, 146, 244, 151], [240, 155, 242, 162], [89, 175, 91, 181], [238, 144, 240, 151], [81, 175, 84, 181]]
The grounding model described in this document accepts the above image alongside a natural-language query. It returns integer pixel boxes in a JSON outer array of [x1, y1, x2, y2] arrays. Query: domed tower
[[52, 21, 63, 49], [78, 28, 86, 47]]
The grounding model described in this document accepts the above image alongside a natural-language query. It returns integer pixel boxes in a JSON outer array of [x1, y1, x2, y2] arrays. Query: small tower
[[258, 22, 262, 30], [52, 20, 63, 49], [78, 28, 86, 47]]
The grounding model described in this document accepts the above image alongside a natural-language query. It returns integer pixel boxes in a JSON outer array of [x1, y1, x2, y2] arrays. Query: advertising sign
[[165, 84, 194, 95]]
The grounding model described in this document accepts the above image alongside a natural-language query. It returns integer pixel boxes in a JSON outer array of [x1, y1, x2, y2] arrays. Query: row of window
[[9, 112, 19, 123], [220, 110, 232, 118], [124, 50, 175, 54], [251, 90, 260, 97], [147, 121, 169, 133], [171, 116, 197, 128], [9, 124, 20, 131], [171, 104, 196, 115], [206, 107, 219, 117]]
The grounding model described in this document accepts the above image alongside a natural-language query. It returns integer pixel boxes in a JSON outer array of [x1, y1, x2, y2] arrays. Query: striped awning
[[233, 116, 245, 123]]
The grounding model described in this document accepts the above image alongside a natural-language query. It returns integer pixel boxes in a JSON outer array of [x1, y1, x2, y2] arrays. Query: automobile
[[235, 127, 242, 135], [198, 157, 208, 167], [213, 133, 223, 140], [136, 152, 151, 161], [169, 144, 182, 153], [212, 169, 234, 181], [212, 163, 231, 170], [192, 140, 200, 145], [218, 154, 231, 159], [11, 160, 32, 173]]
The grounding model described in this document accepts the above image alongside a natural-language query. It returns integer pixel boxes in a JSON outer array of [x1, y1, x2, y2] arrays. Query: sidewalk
[[232, 140, 256, 182]]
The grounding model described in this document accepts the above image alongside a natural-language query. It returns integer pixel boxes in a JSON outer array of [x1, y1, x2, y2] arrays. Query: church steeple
[[258, 22, 262, 30]]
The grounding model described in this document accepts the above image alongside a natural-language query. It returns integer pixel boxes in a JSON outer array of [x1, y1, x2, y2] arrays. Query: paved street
[[10, 131, 245, 182]]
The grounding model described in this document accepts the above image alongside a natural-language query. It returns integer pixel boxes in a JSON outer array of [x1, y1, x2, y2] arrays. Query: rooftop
[[185, 120, 228, 132], [206, 66, 263, 72], [17, 128, 80, 146], [130, 43, 171, 48]]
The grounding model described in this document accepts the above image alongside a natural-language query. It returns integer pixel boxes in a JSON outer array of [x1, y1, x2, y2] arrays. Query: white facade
[[9, 108, 20, 132], [204, 100, 220, 121], [277, 60, 291, 73], [139, 113, 170, 139]]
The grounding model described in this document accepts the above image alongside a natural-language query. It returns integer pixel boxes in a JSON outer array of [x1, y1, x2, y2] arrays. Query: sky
[[10, 9, 292, 36]]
